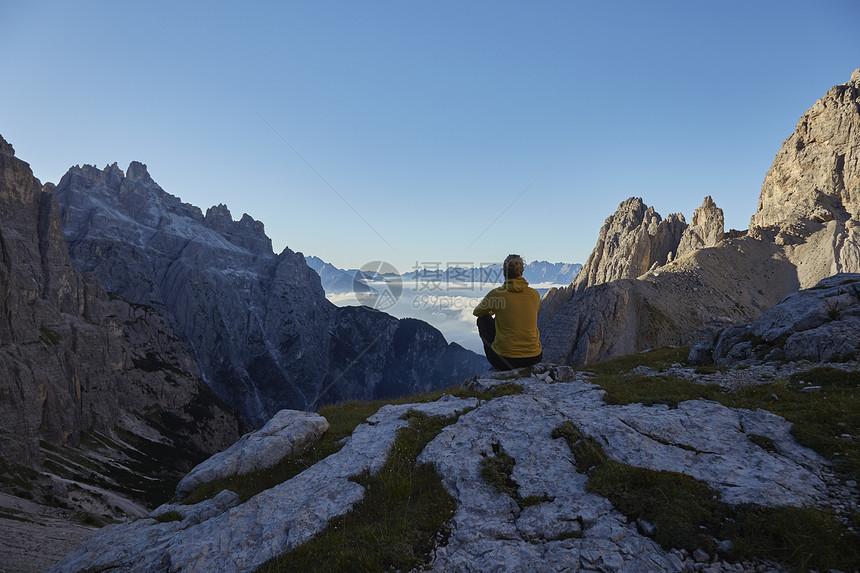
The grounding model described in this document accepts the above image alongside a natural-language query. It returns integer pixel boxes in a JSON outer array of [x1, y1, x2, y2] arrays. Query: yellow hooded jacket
[[473, 276, 542, 358]]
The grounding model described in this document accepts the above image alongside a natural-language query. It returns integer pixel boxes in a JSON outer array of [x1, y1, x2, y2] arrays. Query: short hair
[[503, 254, 524, 279]]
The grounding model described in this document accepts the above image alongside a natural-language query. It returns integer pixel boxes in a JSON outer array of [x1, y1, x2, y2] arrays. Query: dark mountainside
[[54, 163, 485, 425], [0, 133, 243, 469], [539, 69, 860, 367], [0, 132, 246, 569]]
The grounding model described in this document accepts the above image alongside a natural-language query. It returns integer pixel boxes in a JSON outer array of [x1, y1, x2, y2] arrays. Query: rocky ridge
[[539, 69, 860, 367], [571, 197, 691, 292], [55, 164, 485, 425]]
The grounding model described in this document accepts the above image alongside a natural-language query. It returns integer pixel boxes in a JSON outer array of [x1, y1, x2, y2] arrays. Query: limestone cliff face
[[750, 68, 860, 287], [0, 135, 243, 470], [572, 197, 688, 292], [55, 164, 484, 425]]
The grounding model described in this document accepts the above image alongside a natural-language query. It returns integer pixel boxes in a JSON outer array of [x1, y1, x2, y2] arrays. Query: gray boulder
[[706, 273, 860, 365], [175, 410, 330, 499]]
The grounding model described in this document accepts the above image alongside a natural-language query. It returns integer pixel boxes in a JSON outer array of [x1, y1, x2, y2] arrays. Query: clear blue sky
[[2, 1, 858, 273]]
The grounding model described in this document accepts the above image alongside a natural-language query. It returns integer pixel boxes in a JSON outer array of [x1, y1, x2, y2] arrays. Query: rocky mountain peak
[[203, 203, 272, 254], [676, 195, 725, 259], [572, 197, 688, 291], [0, 131, 244, 471], [55, 163, 484, 425], [126, 160, 153, 183], [0, 133, 14, 155]]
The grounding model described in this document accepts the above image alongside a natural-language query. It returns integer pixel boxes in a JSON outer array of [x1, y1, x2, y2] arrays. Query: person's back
[[473, 254, 542, 370]]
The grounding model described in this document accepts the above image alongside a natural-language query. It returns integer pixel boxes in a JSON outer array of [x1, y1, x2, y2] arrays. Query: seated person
[[473, 254, 543, 370]]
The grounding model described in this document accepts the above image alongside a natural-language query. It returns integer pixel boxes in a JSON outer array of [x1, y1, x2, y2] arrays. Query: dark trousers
[[476, 314, 543, 371]]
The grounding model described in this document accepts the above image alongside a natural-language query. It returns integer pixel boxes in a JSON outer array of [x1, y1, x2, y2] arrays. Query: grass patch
[[38, 325, 61, 345], [154, 510, 183, 523], [480, 443, 553, 510], [693, 365, 729, 375], [719, 367, 860, 481], [581, 347, 689, 376], [258, 411, 459, 573], [480, 445, 518, 499], [726, 505, 860, 571], [73, 510, 108, 527], [0, 510, 33, 523], [131, 351, 185, 375], [456, 382, 524, 402], [553, 421, 860, 571], [593, 374, 722, 408], [748, 434, 776, 453], [0, 461, 39, 495]]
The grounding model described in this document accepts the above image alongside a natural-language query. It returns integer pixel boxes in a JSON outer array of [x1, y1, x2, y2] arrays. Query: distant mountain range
[[308, 259, 582, 295]]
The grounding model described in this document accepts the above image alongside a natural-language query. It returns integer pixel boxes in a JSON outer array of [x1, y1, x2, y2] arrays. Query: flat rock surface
[[419, 375, 828, 572]]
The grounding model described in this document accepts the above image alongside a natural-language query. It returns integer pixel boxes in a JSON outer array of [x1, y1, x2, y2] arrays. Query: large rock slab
[[418, 376, 827, 571], [175, 410, 330, 499]]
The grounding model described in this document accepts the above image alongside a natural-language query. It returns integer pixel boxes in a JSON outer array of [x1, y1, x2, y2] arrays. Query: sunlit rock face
[[55, 163, 485, 425], [540, 69, 860, 367], [750, 68, 860, 288], [571, 197, 688, 292]]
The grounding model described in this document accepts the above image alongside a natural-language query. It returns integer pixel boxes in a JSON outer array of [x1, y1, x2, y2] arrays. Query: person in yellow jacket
[[473, 254, 543, 370]]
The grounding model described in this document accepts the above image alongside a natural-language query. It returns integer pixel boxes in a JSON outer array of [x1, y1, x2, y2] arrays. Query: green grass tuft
[[258, 411, 459, 572], [154, 510, 183, 523], [38, 325, 61, 345], [480, 443, 553, 509], [581, 347, 689, 376], [593, 374, 722, 408], [747, 434, 776, 453], [455, 382, 524, 402], [480, 445, 518, 499]]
